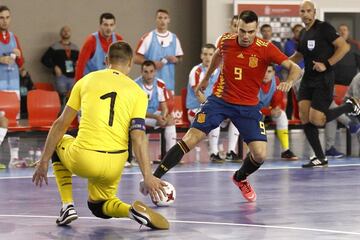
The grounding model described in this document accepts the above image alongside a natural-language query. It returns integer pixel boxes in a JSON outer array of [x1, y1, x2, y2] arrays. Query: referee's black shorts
[[298, 71, 334, 113]]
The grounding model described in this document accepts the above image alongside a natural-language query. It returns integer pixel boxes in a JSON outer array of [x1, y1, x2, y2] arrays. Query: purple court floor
[[1, 157, 360, 240]]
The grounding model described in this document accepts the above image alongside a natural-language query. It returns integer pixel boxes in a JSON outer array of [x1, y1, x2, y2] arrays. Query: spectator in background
[[284, 24, 305, 68], [19, 68, 33, 119], [260, 23, 284, 91], [260, 24, 283, 51], [338, 24, 360, 49], [75, 13, 123, 81], [284, 24, 305, 119], [333, 23, 360, 86], [186, 43, 224, 163], [41, 26, 79, 105], [0, 5, 25, 167], [229, 15, 239, 33], [324, 24, 360, 157], [260, 65, 298, 160], [135, 60, 177, 155], [134, 9, 183, 93], [0, 5, 24, 98]]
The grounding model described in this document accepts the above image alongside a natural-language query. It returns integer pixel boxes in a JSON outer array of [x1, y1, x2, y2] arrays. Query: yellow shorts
[[56, 134, 128, 201]]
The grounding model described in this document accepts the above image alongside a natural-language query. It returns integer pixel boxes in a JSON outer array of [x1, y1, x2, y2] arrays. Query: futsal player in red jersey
[[145, 10, 301, 202]]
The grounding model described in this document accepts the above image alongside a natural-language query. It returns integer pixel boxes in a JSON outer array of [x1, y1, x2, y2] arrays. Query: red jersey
[[213, 33, 287, 105], [75, 31, 123, 80], [260, 77, 285, 116]]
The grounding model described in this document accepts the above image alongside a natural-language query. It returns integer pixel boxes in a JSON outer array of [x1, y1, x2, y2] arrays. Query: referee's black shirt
[[297, 19, 340, 81]]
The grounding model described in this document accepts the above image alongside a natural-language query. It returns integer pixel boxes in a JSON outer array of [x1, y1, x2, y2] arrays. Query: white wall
[[204, 0, 360, 43]]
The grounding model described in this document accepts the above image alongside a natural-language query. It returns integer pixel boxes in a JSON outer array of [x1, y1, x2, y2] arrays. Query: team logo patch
[[196, 113, 206, 123], [307, 40, 315, 51], [249, 56, 258, 68]]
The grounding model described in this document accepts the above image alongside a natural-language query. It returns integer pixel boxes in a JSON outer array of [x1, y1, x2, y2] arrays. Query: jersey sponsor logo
[[237, 53, 244, 59], [307, 40, 315, 51], [196, 112, 206, 123], [249, 55, 258, 68]]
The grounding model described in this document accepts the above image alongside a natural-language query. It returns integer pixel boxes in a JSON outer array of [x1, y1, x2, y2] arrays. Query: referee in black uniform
[[290, 0, 360, 167]]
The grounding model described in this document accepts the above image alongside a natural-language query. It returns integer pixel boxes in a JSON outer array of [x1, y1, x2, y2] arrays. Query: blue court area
[[0, 131, 359, 239]]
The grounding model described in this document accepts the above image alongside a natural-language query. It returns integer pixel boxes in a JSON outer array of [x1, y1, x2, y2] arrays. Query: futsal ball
[[152, 181, 176, 207]]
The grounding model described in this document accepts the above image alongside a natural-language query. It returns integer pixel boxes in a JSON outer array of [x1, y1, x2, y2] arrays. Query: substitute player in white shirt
[[135, 60, 177, 152], [186, 44, 224, 163]]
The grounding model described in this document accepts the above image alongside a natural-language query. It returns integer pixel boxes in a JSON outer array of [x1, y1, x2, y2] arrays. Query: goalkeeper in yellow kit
[[32, 41, 169, 230]]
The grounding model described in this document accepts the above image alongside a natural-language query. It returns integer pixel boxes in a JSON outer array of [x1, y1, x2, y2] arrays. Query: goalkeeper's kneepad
[[87, 201, 111, 219]]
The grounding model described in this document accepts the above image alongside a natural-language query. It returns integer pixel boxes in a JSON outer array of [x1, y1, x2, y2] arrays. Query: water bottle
[[195, 147, 201, 163], [218, 143, 226, 159], [7, 53, 16, 71], [26, 148, 35, 165], [35, 148, 42, 162]]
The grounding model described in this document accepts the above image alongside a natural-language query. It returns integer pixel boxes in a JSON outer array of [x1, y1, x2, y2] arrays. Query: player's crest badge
[[307, 40, 315, 51], [249, 56, 258, 68], [196, 113, 206, 123]]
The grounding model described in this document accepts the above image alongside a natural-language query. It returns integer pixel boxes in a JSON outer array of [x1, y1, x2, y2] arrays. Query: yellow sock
[[52, 162, 73, 204], [276, 129, 289, 150], [102, 198, 131, 218]]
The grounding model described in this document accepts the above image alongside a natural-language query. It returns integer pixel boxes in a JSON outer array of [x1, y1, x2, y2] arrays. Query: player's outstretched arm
[[32, 106, 77, 187], [131, 129, 167, 201], [277, 59, 302, 92]]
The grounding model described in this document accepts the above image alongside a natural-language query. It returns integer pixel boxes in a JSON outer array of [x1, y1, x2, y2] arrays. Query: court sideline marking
[[0, 214, 359, 236], [1, 163, 360, 180]]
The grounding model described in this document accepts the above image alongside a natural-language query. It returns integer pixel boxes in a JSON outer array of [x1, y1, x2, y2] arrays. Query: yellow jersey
[[67, 69, 148, 151]]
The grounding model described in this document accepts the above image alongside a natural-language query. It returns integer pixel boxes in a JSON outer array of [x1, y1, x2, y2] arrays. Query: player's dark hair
[[268, 64, 275, 70], [141, 60, 156, 70], [238, 10, 258, 24], [202, 43, 216, 51], [156, 9, 169, 16], [0, 5, 10, 13], [108, 41, 132, 64], [260, 24, 271, 31], [100, 12, 115, 24]]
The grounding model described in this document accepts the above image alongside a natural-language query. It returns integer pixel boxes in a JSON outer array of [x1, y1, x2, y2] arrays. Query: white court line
[[1, 164, 360, 180], [0, 214, 359, 236]]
